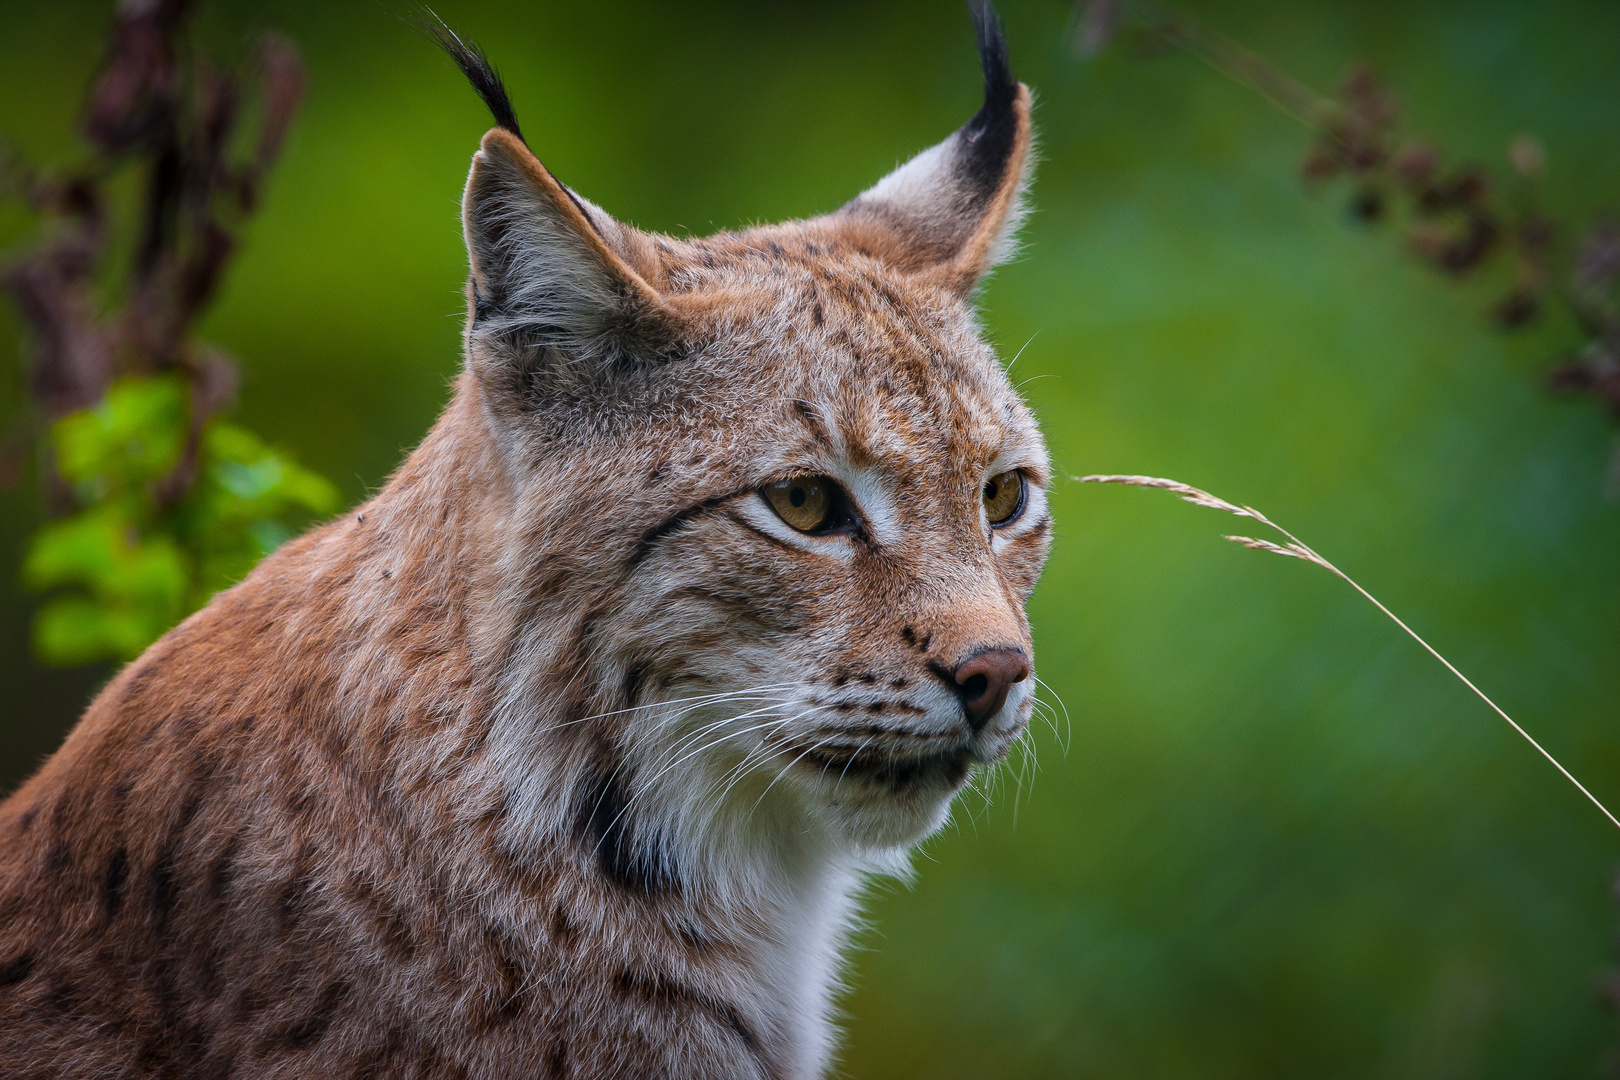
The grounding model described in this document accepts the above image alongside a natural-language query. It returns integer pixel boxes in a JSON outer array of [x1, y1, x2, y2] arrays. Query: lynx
[[0, 5, 1049, 1077]]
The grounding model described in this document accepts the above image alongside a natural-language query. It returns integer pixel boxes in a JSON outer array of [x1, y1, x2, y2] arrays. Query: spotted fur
[[0, 6, 1049, 1077]]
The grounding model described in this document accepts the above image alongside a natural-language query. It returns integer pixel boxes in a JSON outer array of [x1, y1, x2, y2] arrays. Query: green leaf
[[205, 423, 341, 516], [26, 375, 340, 666], [214, 454, 286, 502], [273, 460, 341, 515], [22, 510, 126, 593], [23, 508, 188, 607], [51, 375, 187, 498]]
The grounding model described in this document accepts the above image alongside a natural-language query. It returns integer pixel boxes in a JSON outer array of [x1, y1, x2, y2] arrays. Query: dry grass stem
[[1079, 473, 1620, 833]]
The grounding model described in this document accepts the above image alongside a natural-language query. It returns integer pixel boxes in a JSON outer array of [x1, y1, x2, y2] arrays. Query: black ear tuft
[[970, 2, 1016, 121], [823, 1, 1031, 290], [411, 5, 525, 143], [962, 2, 1018, 195]]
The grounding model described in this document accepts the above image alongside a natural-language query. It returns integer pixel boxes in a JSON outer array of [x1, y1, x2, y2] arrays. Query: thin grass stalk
[[1080, 473, 1620, 832]]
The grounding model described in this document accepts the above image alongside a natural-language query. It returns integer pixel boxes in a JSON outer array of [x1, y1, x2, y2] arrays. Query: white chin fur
[[824, 786, 960, 850]]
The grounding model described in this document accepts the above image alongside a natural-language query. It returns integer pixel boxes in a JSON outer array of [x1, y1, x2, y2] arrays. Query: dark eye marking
[[1016, 512, 1052, 539], [628, 488, 750, 569], [724, 510, 807, 554], [628, 472, 868, 575]]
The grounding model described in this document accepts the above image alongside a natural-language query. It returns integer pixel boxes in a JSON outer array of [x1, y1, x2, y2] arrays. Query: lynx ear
[[831, 2, 1033, 296], [461, 129, 674, 363]]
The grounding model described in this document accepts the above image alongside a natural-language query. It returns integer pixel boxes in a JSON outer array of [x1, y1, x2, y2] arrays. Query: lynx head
[[435, 5, 1050, 875]]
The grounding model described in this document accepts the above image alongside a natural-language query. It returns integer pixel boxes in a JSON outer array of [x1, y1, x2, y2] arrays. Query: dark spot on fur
[[50, 789, 76, 830], [612, 969, 761, 1054], [44, 839, 71, 873], [811, 300, 825, 327], [275, 871, 310, 934], [480, 938, 527, 1029], [890, 678, 909, 690], [120, 663, 160, 708], [150, 850, 181, 928], [193, 1050, 239, 1079], [548, 903, 579, 947], [46, 979, 80, 1013], [284, 980, 348, 1048], [233, 987, 265, 1019], [195, 947, 225, 1000], [207, 834, 241, 901], [349, 877, 416, 962], [104, 848, 129, 916], [871, 278, 904, 312], [714, 1001, 760, 1053], [661, 584, 781, 631], [574, 751, 678, 900], [622, 664, 648, 706], [547, 1038, 571, 1079], [899, 624, 933, 652], [676, 923, 738, 958], [788, 397, 832, 447], [801, 745, 972, 793], [15, 807, 36, 834], [0, 953, 34, 987]]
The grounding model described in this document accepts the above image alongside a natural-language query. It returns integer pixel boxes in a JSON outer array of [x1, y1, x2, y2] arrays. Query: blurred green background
[[4, 0, 1620, 1074]]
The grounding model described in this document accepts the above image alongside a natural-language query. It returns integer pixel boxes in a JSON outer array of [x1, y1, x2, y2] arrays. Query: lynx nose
[[953, 648, 1029, 731]]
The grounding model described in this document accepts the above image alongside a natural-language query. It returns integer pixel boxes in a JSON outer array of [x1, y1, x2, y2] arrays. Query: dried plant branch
[[1072, 1, 1620, 455], [2, 0, 337, 666], [1080, 473, 1620, 832]]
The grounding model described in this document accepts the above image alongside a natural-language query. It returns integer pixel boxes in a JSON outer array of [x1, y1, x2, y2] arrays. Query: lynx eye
[[983, 470, 1026, 527], [763, 475, 836, 533]]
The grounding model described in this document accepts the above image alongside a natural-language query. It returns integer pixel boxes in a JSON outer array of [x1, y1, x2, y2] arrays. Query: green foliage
[[21, 375, 339, 665]]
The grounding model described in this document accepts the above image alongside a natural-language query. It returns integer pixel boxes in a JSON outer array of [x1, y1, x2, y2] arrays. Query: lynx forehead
[[0, 5, 1050, 1078]]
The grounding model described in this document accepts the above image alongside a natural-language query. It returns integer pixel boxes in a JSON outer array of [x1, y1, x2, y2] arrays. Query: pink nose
[[952, 648, 1029, 730]]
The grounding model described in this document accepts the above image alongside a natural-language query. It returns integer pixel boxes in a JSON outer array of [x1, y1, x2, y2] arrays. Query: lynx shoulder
[[0, 5, 1050, 1077]]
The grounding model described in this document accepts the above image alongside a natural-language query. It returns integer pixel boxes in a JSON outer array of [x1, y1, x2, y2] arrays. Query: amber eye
[[983, 470, 1026, 527], [764, 475, 835, 533]]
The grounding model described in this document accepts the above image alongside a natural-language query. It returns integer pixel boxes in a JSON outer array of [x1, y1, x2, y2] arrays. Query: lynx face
[[588, 273, 1052, 854], [452, 16, 1051, 867]]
